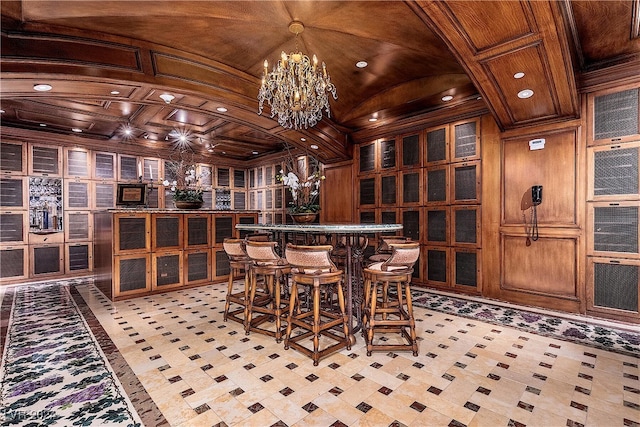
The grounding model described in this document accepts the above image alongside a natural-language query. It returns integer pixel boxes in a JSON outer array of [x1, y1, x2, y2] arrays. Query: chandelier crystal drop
[[257, 21, 337, 130]]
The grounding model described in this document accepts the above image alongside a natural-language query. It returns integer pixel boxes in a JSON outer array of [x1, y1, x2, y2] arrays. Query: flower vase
[[174, 200, 203, 210], [290, 213, 318, 224]]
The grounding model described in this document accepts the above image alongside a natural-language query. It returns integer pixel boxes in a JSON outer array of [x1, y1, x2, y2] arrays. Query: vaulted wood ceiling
[[1, 1, 639, 165]]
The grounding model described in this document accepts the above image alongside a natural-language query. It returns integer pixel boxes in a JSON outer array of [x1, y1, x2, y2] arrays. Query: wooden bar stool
[[367, 235, 412, 263], [244, 240, 290, 342], [284, 244, 351, 366], [362, 241, 420, 356], [222, 238, 252, 328]]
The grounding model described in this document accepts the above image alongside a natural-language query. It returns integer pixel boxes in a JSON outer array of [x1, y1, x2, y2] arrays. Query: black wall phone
[[531, 185, 543, 206], [527, 185, 543, 245]]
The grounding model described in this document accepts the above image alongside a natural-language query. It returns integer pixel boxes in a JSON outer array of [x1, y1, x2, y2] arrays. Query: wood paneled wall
[[320, 160, 355, 223], [496, 124, 585, 313]]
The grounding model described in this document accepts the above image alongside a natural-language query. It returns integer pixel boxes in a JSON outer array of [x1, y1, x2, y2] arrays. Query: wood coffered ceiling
[[1, 1, 639, 165]]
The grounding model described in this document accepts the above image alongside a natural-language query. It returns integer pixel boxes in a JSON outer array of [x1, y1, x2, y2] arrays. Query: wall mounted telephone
[[531, 185, 543, 206], [526, 185, 542, 245]]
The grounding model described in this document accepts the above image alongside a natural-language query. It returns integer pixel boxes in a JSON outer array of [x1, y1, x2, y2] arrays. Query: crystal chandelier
[[258, 21, 337, 130]]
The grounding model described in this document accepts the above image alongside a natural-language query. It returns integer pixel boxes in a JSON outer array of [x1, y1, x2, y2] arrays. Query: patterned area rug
[[0, 281, 143, 426], [410, 289, 640, 357]]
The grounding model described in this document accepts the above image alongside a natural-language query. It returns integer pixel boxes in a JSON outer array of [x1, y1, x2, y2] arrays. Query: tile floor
[[73, 282, 639, 427]]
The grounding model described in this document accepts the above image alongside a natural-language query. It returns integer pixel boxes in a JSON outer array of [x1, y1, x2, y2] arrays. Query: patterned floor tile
[[2, 278, 639, 427]]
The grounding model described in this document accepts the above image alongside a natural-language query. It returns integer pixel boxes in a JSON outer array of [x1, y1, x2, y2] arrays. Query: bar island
[[94, 209, 260, 300]]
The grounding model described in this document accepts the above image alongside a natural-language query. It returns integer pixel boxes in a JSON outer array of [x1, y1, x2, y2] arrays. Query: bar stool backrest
[[334, 235, 369, 250], [245, 232, 272, 242], [223, 238, 248, 261], [380, 242, 420, 271], [285, 244, 337, 274], [245, 240, 286, 265], [377, 235, 411, 254]]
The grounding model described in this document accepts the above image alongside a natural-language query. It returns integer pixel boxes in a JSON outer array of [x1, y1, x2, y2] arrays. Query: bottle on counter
[[43, 202, 49, 229], [52, 203, 58, 230]]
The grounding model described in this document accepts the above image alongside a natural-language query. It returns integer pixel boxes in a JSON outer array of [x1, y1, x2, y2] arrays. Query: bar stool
[[222, 238, 252, 328], [367, 235, 412, 263], [284, 244, 351, 366], [244, 240, 290, 342], [362, 241, 420, 356]]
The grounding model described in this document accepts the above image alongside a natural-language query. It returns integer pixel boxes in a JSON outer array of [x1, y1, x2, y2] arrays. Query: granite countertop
[[107, 208, 260, 213], [235, 223, 403, 233]]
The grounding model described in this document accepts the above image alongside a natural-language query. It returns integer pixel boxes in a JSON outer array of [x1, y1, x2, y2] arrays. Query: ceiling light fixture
[[216, 107, 228, 113], [111, 90, 120, 95], [33, 84, 52, 92], [168, 128, 192, 148], [310, 144, 319, 150], [258, 21, 337, 130], [513, 72, 525, 79], [160, 93, 175, 104], [356, 61, 368, 68], [442, 95, 453, 101], [72, 128, 82, 133], [518, 89, 534, 99]]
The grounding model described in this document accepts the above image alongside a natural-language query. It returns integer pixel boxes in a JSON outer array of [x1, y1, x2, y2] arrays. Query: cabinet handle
[[610, 145, 621, 149], [609, 260, 621, 264], [608, 203, 620, 206]]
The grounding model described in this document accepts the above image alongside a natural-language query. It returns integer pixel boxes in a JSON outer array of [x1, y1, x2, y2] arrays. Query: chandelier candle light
[[258, 21, 337, 130]]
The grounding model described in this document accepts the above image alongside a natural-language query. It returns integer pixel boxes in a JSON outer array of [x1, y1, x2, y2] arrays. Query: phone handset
[[527, 185, 542, 245]]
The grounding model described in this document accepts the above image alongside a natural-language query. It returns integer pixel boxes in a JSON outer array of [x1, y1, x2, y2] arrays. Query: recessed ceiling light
[[356, 61, 368, 68], [72, 128, 82, 133], [216, 107, 228, 113], [513, 72, 525, 79], [476, 96, 482, 100], [300, 137, 306, 142], [39, 123, 47, 127], [252, 151, 258, 155], [518, 89, 534, 99], [441, 95, 453, 101], [310, 144, 319, 150], [369, 117, 378, 122], [33, 84, 52, 92], [110, 90, 120, 95], [0, 109, 5, 114]]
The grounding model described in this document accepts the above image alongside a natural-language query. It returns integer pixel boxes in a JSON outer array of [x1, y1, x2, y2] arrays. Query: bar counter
[[94, 209, 259, 300]]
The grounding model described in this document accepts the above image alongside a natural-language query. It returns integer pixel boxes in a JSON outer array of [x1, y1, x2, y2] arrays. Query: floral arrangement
[[162, 157, 210, 203], [276, 152, 325, 214]]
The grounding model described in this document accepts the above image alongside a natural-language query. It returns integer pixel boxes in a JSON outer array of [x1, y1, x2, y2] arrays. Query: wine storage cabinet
[[586, 84, 640, 322], [356, 117, 482, 294]]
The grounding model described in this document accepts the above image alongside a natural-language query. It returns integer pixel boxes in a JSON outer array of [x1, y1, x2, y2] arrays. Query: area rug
[[0, 280, 143, 426], [410, 289, 640, 357]]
